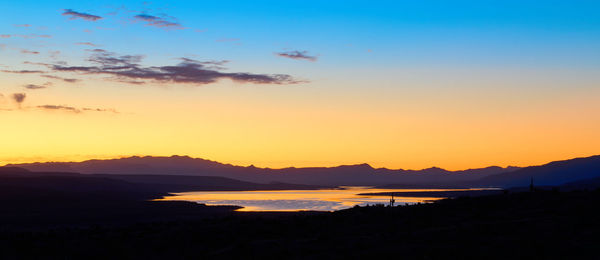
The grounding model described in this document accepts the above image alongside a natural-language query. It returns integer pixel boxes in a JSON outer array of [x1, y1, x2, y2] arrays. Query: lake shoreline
[[157, 186, 497, 211]]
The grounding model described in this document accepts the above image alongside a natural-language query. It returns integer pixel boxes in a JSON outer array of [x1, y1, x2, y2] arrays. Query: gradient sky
[[1, 0, 599, 170]]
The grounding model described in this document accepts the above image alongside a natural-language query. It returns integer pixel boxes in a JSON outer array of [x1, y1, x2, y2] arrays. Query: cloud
[[0, 34, 51, 39], [75, 42, 97, 46], [62, 9, 102, 21], [40, 75, 80, 83], [12, 93, 26, 104], [23, 84, 46, 90], [82, 107, 118, 113], [133, 14, 182, 29], [20, 49, 40, 55], [23, 82, 52, 90], [37, 105, 118, 114], [275, 51, 318, 62], [14, 24, 31, 28], [1, 69, 45, 74], [43, 49, 300, 85], [37, 105, 80, 113]]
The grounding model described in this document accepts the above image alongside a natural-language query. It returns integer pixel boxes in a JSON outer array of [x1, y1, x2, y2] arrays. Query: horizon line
[[2, 154, 599, 173]]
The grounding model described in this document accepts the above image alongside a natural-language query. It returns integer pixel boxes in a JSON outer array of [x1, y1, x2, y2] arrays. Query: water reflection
[[157, 187, 489, 212]]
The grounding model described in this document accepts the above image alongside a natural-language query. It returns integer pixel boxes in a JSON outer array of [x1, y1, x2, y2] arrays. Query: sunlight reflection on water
[[157, 187, 493, 212]]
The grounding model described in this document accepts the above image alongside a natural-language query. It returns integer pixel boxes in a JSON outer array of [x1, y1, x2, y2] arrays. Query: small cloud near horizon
[[37, 104, 118, 114], [12, 93, 26, 106], [24, 83, 51, 90]]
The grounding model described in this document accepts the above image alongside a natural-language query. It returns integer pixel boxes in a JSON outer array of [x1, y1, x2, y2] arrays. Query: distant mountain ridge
[[478, 155, 600, 187], [5, 155, 600, 187], [6, 155, 518, 186]]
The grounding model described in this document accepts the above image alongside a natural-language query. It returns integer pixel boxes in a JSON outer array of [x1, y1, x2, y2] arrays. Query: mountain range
[[5, 155, 600, 187]]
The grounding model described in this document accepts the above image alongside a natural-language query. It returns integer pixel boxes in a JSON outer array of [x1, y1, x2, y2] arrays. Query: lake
[[157, 187, 496, 212]]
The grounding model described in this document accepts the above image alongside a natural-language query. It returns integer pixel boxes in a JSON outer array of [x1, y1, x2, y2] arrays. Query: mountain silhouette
[[6, 155, 516, 186], [5, 155, 600, 187], [478, 155, 600, 187]]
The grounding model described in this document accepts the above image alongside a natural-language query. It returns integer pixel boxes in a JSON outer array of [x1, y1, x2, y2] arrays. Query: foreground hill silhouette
[[7, 154, 600, 187], [1, 188, 599, 259]]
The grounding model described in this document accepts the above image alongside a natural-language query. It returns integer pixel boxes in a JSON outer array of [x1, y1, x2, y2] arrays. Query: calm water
[[157, 187, 490, 212]]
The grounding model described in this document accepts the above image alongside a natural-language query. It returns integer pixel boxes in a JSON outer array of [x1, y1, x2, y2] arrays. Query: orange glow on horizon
[[1, 68, 599, 171]]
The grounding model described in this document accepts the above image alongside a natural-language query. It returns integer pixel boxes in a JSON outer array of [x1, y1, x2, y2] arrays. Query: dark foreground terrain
[[2, 188, 600, 259]]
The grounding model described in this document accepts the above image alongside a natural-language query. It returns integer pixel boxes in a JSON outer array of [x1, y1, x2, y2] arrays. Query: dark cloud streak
[[62, 9, 102, 21], [23, 84, 48, 90], [37, 105, 80, 113], [40, 75, 80, 83], [133, 14, 182, 29], [1, 69, 45, 74], [276, 51, 318, 62], [37, 105, 118, 114], [20, 49, 40, 55], [44, 49, 300, 85]]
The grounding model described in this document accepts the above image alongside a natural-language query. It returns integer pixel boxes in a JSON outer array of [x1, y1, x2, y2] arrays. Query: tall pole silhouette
[[530, 177, 534, 192]]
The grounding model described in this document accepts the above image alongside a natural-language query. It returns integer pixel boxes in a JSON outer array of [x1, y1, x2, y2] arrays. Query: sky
[[1, 0, 599, 170]]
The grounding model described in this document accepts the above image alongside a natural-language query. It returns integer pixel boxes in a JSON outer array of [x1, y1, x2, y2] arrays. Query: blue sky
[[3, 0, 599, 69]]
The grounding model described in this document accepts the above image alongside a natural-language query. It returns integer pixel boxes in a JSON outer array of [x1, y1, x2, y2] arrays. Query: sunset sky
[[1, 0, 599, 170]]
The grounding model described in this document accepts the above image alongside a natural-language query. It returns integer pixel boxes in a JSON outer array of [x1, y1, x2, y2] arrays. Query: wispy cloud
[[37, 105, 118, 114], [40, 75, 80, 83], [82, 107, 119, 113], [62, 9, 102, 21], [1, 34, 51, 39], [275, 50, 318, 62], [133, 14, 182, 29], [75, 42, 98, 46], [0, 65, 80, 83], [37, 105, 80, 113], [1, 69, 45, 74], [20, 49, 40, 55], [24, 84, 46, 90], [23, 82, 52, 90], [41, 49, 301, 85], [14, 24, 31, 28]]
